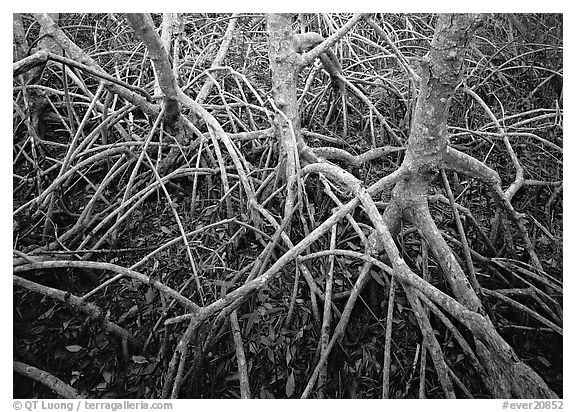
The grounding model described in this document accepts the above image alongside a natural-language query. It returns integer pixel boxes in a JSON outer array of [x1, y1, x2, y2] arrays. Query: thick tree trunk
[[381, 14, 557, 398], [266, 14, 303, 230]]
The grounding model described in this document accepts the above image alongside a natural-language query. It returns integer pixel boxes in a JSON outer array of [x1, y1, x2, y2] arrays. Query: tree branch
[[126, 13, 181, 125], [14, 361, 83, 399], [299, 13, 366, 68]]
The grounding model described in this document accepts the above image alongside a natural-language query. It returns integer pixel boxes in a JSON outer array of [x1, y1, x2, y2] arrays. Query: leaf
[[286, 346, 292, 365], [267, 348, 275, 364], [263, 302, 274, 311], [145, 287, 157, 304], [371, 271, 387, 287], [142, 362, 158, 375], [260, 335, 274, 346], [225, 372, 240, 382], [537, 356, 551, 367], [260, 387, 275, 399], [204, 205, 218, 216], [119, 304, 139, 323], [126, 280, 143, 291], [39, 307, 55, 320], [285, 371, 295, 397], [102, 371, 112, 383], [245, 311, 260, 335], [65, 345, 83, 353], [160, 226, 172, 234], [132, 355, 148, 364]]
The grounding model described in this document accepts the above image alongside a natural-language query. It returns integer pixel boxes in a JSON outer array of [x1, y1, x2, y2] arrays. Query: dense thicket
[[13, 13, 562, 399]]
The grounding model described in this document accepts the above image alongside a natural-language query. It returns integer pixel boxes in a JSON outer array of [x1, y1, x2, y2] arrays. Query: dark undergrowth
[[13, 13, 562, 398]]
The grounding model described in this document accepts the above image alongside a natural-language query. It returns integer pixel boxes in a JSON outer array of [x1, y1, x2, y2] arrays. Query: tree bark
[[378, 13, 557, 398]]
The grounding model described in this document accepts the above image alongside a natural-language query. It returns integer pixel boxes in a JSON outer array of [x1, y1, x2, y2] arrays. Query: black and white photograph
[[12, 12, 563, 403]]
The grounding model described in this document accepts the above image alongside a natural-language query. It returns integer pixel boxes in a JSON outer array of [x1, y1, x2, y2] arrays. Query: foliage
[[13, 13, 562, 399]]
